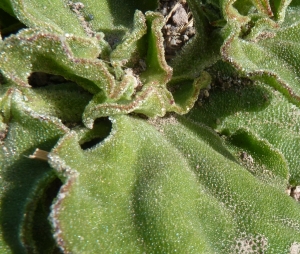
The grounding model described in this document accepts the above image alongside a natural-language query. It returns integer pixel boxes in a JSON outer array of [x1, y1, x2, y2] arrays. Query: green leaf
[[77, 0, 158, 44], [9, 0, 86, 36], [1, 0, 300, 252], [221, 5, 300, 106], [109, 10, 147, 75], [49, 115, 300, 253], [82, 12, 209, 128], [0, 29, 112, 95], [251, 0, 274, 17], [20, 83, 92, 124], [188, 80, 300, 185], [0, 87, 68, 253], [223, 128, 289, 190]]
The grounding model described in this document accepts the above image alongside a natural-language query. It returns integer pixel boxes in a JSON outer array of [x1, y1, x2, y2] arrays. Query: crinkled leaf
[[1, 0, 300, 253], [188, 81, 300, 185], [77, 0, 158, 44], [110, 10, 147, 73], [83, 12, 209, 128], [0, 76, 96, 252], [0, 87, 68, 253], [1, 10, 206, 128], [8, 0, 86, 36], [221, 5, 300, 106], [0, 29, 112, 95], [49, 115, 300, 253]]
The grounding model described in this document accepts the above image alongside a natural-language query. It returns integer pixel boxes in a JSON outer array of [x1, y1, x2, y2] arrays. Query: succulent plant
[[1, 0, 300, 253]]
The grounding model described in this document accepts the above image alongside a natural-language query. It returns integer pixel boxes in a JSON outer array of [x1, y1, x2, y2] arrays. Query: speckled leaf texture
[[1, 0, 300, 253], [221, 3, 300, 106], [188, 80, 300, 185], [48, 115, 300, 253]]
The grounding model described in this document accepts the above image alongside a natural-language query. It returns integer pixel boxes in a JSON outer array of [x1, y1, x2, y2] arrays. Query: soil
[[158, 0, 195, 60], [67, 0, 195, 59], [287, 186, 300, 201]]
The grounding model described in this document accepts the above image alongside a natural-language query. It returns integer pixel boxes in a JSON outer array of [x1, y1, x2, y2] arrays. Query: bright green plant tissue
[[1, 0, 300, 253]]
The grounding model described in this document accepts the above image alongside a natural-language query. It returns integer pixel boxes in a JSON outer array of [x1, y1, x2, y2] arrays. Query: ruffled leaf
[[8, 0, 86, 36], [49, 115, 300, 253], [109, 10, 147, 69], [77, 0, 158, 43], [0, 29, 112, 94], [83, 12, 208, 128], [221, 4, 300, 106], [0, 87, 68, 253], [188, 80, 300, 185], [1, 0, 300, 253]]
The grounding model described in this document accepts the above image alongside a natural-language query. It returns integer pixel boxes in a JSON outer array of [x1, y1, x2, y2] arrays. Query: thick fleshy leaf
[[0, 87, 68, 253], [2, 0, 300, 253], [188, 80, 300, 185], [76, 0, 158, 44], [221, 5, 300, 106], [8, 0, 86, 36], [83, 12, 209, 128], [170, 0, 223, 81], [49, 115, 300, 253], [0, 29, 112, 95]]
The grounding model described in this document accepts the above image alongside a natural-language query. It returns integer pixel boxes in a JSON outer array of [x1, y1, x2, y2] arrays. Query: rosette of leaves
[[1, 0, 300, 253]]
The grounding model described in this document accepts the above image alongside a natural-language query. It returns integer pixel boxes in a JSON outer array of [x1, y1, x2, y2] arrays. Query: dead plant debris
[[287, 186, 300, 201], [158, 0, 195, 60]]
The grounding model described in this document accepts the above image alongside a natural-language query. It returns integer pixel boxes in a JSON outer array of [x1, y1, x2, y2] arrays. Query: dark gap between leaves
[[80, 137, 105, 150], [28, 72, 71, 87], [30, 177, 63, 254], [80, 118, 112, 150], [0, 9, 26, 39]]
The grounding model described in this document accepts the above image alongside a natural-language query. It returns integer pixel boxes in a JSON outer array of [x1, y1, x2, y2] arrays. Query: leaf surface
[[188, 80, 300, 185], [49, 115, 300, 253], [0, 87, 68, 253], [77, 0, 158, 43], [221, 5, 300, 106], [9, 0, 86, 36]]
